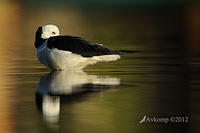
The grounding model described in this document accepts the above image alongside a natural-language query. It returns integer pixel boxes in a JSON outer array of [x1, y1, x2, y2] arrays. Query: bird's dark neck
[[34, 38, 46, 48], [34, 26, 46, 48]]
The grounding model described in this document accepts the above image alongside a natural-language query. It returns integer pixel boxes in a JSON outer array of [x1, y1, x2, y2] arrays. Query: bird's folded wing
[[47, 35, 119, 57]]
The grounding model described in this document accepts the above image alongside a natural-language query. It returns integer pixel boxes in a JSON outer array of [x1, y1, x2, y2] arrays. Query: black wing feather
[[47, 36, 119, 57]]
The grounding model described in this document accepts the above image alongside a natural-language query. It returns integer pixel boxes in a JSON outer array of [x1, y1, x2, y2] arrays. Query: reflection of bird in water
[[34, 24, 137, 70], [36, 70, 120, 123]]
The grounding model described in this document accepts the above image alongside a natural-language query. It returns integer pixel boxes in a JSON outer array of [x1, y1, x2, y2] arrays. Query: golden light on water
[[0, 1, 22, 133]]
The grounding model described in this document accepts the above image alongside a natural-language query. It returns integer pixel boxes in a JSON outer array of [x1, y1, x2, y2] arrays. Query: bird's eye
[[52, 32, 56, 34]]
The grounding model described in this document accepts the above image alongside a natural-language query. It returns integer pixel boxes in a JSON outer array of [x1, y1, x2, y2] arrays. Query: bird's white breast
[[36, 41, 89, 70]]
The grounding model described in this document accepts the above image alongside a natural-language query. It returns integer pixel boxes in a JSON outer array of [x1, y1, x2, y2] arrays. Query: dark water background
[[0, 1, 199, 133]]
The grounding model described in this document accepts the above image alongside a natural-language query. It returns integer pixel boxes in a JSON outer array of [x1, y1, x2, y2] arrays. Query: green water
[[0, 2, 198, 133]]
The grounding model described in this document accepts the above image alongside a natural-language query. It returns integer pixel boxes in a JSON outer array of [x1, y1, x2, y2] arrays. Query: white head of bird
[[41, 24, 59, 39], [35, 24, 59, 48]]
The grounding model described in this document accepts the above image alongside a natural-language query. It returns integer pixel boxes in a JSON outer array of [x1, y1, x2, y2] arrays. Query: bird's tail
[[91, 55, 121, 62], [118, 50, 141, 54], [87, 55, 120, 66]]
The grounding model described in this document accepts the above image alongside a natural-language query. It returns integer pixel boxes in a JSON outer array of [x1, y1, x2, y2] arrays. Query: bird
[[34, 24, 134, 70]]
